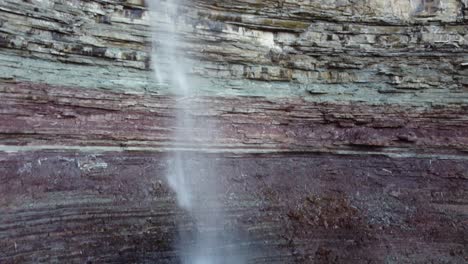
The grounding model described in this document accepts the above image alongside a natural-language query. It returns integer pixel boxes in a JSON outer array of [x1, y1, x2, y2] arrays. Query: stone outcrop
[[0, 0, 467, 263], [1, 0, 467, 103]]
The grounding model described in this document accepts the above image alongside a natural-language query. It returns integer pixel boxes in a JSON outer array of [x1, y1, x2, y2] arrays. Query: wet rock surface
[[1, 82, 468, 156], [0, 0, 468, 263], [0, 82, 467, 263], [1, 151, 467, 263]]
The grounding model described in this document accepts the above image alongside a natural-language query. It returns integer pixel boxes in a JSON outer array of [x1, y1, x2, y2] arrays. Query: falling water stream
[[149, 1, 246, 263]]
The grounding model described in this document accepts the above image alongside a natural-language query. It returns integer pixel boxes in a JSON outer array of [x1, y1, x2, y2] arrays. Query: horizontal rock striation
[[0, 0, 467, 103], [0, 82, 467, 263], [1, 82, 468, 156], [0, 0, 467, 263], [1, 150, 467, 263]]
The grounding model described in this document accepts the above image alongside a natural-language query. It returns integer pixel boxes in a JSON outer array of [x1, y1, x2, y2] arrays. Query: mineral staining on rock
[[0, 0, 467, 104], [0, 0, 468, 263]]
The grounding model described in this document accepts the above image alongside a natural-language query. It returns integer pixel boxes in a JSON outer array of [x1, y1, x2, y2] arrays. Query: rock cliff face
[[0, 0, 467, 263], [1, 0, 467, 102]]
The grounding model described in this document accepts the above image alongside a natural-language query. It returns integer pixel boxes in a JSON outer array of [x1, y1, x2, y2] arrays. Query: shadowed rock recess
[[0, 0, 467, 263]]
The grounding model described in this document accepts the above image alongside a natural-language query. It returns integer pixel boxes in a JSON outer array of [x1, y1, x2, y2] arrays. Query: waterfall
[[148, 1, 246, 263]]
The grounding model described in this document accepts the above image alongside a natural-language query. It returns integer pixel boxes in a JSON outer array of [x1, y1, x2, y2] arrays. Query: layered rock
[[0, 0, 467, 102], [0, 0, 467, 263]]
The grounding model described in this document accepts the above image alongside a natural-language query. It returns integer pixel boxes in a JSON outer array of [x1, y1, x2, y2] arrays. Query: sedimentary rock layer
[[1, 150, 467, 263], [1, 0, 468, 263], [1, 82, 468, 156], [0, 82, 467, 263], [0, 0, 467, 103]]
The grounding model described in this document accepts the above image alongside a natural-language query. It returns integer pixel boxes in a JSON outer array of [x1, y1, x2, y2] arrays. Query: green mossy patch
[[260, 19, 310, 30]]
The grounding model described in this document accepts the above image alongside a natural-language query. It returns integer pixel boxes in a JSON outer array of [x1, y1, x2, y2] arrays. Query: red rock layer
[[0, 151, 467, 263], [0, 82, 467, 263], [1, 82, 468, 155]]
